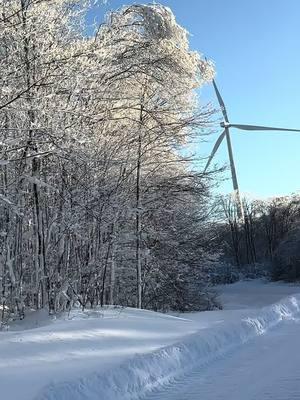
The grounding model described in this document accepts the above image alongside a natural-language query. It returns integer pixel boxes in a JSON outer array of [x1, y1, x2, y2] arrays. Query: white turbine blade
[[230, 123, 300, 132], [212, 80, 229, 123], [204, 130, 226, 172]]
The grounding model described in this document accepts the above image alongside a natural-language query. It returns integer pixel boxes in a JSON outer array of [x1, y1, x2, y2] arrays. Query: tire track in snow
[[144, 317, 300, 400]]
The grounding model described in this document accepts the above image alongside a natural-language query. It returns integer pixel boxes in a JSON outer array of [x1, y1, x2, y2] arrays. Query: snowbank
[[37, 293, 300, 400]]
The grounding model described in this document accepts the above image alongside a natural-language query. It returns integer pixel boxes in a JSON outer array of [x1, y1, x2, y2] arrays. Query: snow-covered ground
[[1, 280, 300, 400], [219, 279, 300, 310], [144, 317, 300, 400]]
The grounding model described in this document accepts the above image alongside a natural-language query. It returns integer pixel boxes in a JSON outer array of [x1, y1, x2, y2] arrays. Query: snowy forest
[[1, 0, 300, 325]]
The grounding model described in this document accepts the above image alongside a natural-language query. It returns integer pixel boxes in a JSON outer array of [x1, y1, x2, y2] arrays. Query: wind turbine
[[205, 78, 300, 218]]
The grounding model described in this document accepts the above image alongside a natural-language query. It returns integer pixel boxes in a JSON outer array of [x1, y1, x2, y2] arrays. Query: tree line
[[213, 194, 300, 283]]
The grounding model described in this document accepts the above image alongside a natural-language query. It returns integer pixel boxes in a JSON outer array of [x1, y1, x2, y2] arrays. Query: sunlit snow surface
[[1, 280, 299, 400], [144, 318, 300, 400]]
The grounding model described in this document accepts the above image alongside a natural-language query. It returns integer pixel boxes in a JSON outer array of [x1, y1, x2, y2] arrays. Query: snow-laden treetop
[[103, 4, 215, 86]]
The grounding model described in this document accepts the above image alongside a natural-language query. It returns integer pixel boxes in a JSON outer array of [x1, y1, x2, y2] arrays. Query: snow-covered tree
[[0, 1, 217, 322]]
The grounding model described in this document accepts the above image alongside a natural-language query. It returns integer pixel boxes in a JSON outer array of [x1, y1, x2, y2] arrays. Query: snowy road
[[145, 316, 300, 400], [2, 280, 299, 400]]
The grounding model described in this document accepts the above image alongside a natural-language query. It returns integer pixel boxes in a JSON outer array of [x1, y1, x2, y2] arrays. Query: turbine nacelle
[[220, 122, 230, 129]]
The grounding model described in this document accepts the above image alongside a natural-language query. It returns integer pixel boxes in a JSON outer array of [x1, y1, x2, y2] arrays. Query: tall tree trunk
[[109, 221, 116, 306], [21, 0, 47, 307], [135, 104, 143, 309]]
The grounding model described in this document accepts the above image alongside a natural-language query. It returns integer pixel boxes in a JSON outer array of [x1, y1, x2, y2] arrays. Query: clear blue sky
[[89, 0, 300, 198]]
